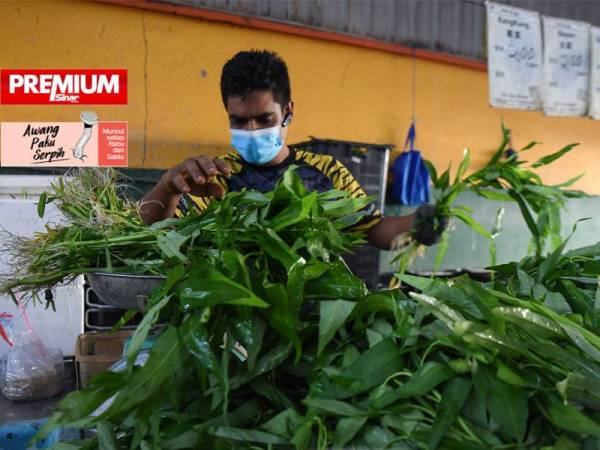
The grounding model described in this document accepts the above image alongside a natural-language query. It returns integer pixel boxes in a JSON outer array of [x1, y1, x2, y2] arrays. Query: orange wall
[[0, 1, 598, 193]]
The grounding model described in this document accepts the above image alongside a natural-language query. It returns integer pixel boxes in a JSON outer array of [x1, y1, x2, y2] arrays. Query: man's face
[[226, 90, 292, 138]]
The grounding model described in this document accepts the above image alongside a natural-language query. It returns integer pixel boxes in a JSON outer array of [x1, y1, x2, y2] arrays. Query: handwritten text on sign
[[542, 16, 590, 117], [487, 2, 543, 110]]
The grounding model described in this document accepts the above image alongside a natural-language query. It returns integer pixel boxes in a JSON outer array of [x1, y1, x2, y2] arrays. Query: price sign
[[590, 27, 600, 119], [487, 2, 542, 110], [542, 16, 590, 116]]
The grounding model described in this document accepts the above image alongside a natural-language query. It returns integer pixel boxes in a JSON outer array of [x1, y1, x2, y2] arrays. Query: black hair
[[220, 49, 291, 108]]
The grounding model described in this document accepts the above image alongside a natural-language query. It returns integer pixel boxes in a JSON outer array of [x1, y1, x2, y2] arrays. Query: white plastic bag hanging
[[487, 2, 543, 110], [0, 300, 64, 401], [542, 16, 590, 117]]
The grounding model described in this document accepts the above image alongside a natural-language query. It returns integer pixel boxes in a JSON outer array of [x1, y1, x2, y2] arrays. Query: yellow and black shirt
[[175, 149, 382, 233]]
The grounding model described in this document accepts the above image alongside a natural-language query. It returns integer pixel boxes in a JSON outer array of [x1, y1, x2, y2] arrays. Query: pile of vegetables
[[1, 129, 598, 449], [0, 169, 151, 298]]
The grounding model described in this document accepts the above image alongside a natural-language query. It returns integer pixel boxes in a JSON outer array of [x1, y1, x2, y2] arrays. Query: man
[[140, 50, 445, 249]]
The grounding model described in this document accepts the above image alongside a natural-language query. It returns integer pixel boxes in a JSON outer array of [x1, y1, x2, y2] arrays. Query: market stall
[[4, 0, 600, 449]]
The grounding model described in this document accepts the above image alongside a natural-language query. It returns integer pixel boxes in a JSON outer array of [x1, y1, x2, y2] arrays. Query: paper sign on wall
[[542, 16, 590, 116], [589, 27, 600, 119], [487, 2, 543, 110]]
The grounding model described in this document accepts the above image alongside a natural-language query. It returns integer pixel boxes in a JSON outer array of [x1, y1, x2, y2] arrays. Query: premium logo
[[0, 69, 127, 104]]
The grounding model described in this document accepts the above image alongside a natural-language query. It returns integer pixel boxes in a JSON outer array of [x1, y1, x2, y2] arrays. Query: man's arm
[[140, 156, 230, 225], [366, 205, 448, 250], [139, 177, 182, 225], [366, 215, 415, 250]]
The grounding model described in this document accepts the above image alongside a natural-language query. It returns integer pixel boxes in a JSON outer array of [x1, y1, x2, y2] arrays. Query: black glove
[[413, 204, 448, 246]]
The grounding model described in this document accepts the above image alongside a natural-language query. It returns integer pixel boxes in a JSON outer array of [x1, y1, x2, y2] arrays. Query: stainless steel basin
[[86, 272, 166, 311]]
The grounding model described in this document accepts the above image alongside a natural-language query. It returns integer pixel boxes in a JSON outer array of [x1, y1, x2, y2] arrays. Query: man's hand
[[140, 155, 230, 225], [413, 204, 448, 246], [161, 156, 230, 198]]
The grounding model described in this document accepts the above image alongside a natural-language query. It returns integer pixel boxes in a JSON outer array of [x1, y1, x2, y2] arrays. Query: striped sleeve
[[173, 153, 240, 218], [320, 156, 383, 233]]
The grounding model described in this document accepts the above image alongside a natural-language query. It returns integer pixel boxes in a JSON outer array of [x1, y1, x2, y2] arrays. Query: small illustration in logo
[[72, 111, 98, 161]]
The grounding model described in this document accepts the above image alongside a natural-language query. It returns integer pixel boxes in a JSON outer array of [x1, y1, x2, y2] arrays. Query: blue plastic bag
[[392, 122, 430, 206]]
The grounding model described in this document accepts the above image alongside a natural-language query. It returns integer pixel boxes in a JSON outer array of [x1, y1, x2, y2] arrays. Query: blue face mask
[[230, 125, 283, 165]]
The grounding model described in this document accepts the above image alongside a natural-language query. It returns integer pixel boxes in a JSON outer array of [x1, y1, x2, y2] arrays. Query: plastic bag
[[391, 122, 430, 206], [0, 306, 64, 401]]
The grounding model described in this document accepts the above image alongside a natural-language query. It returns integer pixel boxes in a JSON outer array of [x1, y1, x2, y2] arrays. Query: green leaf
[[492, 306, 563, 338], [508, 189, 540, 251], [373, 361, 455, 409], [520, 140, 540, 151], [455, 277, 502, 331], [305, 260, 367, 300], [560, 280, 592, 315], [250, 377, 296, 410], [474, 365, 528, 442], [538, 220, 585, 282], [232, 315, 265, 373], [552, 172, 585, 189], [221, 249, 251, 288], [96, 421, 117, 450], [180, 314, 223, 383], [547, 402, 600, 437], [424, 160, 439, 185], [48, 444, 87, 450], [209, 426, 287, 445], [286, 258, 310, 329], [324, 339, 404, 400], [37, 191, 47, 218], [449, 207, 491, 238], [126, 294, 172, 369], [544, 291, 572, 315], [532, 143, 578, 168], [363, 424, 396, 449], [397, 274, 433, 291], [227, 343, 293, 391], [428, 378, 472, 449], [106, 325, 186, 415], [333, 416, 368, 449], [438, 167, 451, 190], [161, 429, 201, 449], [48, 371, 126, 428], [495, 360, 527, 388], [559, 321, 600, 364], [516, 268, 534, 296], [156, 230, 190, 262], [179, 266, 269, 309], [303, 398, 366, 417], [454, 148, 471, 184], [262, 408, 303, 436], [318, 299, 356, 356], [474, 188, 514, 202], [321, 195, 373, 218], [264, 282, 301, 360], [485, 123, 510, 167], [253, 228, 300, 271], [268, 191, 317, 231], [434, 230, 450, 273]]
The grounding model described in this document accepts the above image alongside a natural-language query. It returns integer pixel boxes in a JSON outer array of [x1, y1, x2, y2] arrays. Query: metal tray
[[86, 272, 166, 311]]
